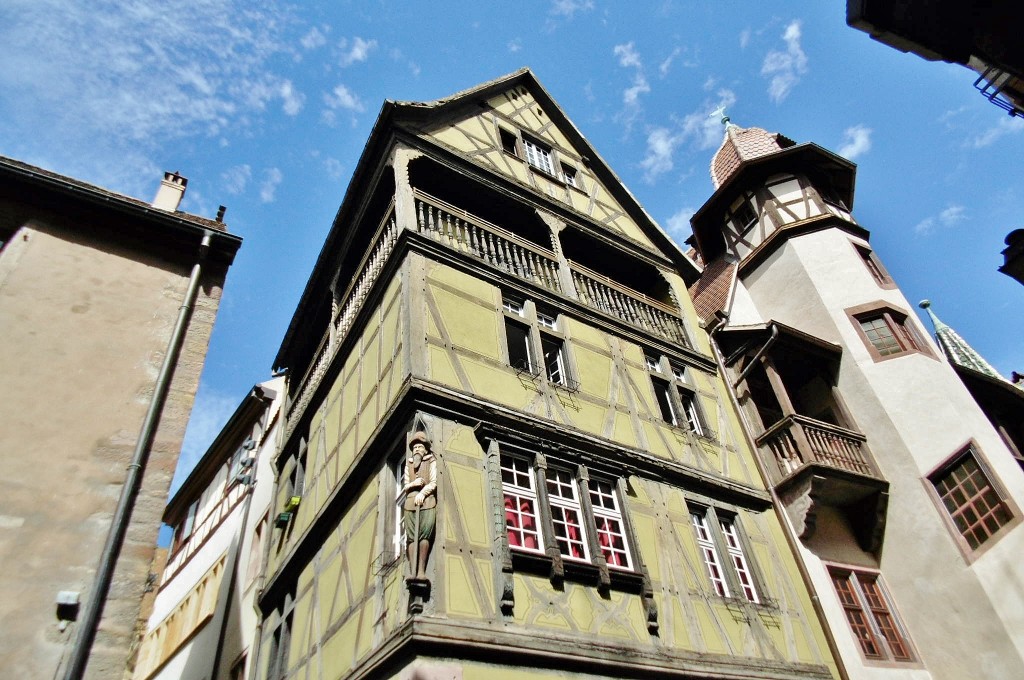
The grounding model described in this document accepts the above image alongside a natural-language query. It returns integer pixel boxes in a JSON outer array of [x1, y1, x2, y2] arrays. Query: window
[[172, 499, 200, 552], [500, 452, 634, 571], [649, 358, 710, 437], [848, 303, 931, 362], [690, 506, 759, 602], [502, 454, 543, 552], [546, 468, 589, 560], [502, 295, 574, 387], [829, 567, 914, 662], [523, 136, 555, 175], [853, 243, 894, 288], [727, 194, 758, 234], [561, 163, 579, 188], [499, 127, 519, 156], [929, 446, 1014, 551], [245, 514, 268, 585], [229, 654, 247, 680]]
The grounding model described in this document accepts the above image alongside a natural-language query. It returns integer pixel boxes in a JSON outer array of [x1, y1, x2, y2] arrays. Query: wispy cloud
[[739, 28, 752, 49], [915, 204, 967, 235], [323, 157, 344, 179], [279, 80, 304, 116], [638, 89, 736, 183], [260, 167, 283, 203], [761, 20, 807, 103], [221, 164, 252, 195], [508, 38, 522, 53], [665, 206, 696, 241], [837, 125, 872, 160], [324, 84, 365, 112], [339, 36, 377, 67], [659, 47, 682, 77], [550, 0, 594, 17], [640, 127, 683, 182], [170, 384, 241, 493], [0, 0, 295, 194], [300, 26, 328, 50], [967, 116, 1024, 149], [613, 42, 651, 129]]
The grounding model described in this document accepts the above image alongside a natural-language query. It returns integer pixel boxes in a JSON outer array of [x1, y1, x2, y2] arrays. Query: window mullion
[[706, 507, 743, 599], [533, 452, 564, 583], [576, 466, 610, 590]]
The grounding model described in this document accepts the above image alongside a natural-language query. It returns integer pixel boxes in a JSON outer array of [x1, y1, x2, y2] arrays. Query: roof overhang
[[690, 143, 857, 263]]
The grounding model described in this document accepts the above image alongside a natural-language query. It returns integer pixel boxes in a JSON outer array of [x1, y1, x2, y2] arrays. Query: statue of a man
[[400, 432, 436, 580]]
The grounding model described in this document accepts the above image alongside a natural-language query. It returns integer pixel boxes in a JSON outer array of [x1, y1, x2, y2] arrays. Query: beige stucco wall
[[0, 218, 225, 679], [736, 227, 1024, 679]]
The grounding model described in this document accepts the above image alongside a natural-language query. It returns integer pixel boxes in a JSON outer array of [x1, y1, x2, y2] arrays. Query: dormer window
[[561, 163, 579, 188], [728, 195, 758, 234]]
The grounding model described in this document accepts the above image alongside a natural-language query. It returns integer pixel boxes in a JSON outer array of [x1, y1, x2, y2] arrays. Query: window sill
[[510, 548, 644, 592]]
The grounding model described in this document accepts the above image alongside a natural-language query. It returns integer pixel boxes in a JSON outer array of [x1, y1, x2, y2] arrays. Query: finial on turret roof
[[919, 299, 1006, 381]]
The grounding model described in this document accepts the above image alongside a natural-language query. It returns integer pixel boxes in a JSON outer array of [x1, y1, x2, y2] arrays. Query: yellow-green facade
[[259, 70, 839, 680]]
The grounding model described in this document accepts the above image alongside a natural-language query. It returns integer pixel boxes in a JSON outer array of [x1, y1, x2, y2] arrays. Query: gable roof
[[274, 68, 700, 370]]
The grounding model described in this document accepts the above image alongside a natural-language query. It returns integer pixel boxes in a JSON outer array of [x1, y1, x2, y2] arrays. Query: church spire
[[918, 299, 1007, 382]]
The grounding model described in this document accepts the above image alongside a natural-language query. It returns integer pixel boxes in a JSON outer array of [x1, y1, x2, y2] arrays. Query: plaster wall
[[0, 219, 223, 679], [739, 227, 1024, 677]]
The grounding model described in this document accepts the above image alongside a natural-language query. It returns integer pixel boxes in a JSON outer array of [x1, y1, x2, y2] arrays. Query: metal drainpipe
[[707, 319, 850, 680], [732, 323, 779, 389], [63, 232, 213, 680]]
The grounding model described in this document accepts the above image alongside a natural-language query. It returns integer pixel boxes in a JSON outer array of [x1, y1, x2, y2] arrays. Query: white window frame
[[546, 467, 590, 561], [501, 454, 544, 554], [523, 136, 555, 176], [691, 511, 730, 597], [589, 479, 632, 570], [720, 518, 758, 602]]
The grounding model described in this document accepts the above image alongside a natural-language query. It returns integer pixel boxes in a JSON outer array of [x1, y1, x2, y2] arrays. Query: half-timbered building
[[255, 70, 840, 680]]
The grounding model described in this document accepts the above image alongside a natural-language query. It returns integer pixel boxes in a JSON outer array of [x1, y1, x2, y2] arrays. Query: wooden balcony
[[757, 414, 876, 482], [414, 190, 562, 294], [569, 261, 690, 348], [756, 414, 888, 551]]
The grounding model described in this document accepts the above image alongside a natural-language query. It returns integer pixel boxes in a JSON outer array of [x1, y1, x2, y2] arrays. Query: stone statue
[[400, 431, 436, 581]]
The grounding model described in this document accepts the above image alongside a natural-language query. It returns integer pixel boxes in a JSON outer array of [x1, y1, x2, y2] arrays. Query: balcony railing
[[414, 190, 561, 294], [756, 414, 874, 480], [569, 261, 690, 347], [286, 206, 399, 432]]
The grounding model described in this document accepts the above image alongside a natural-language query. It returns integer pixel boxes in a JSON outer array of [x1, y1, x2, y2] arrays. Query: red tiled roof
[[688, 257, 736, 324], [710, 126, 784, 189]]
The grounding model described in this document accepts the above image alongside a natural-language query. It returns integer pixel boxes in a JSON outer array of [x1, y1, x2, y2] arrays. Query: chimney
[[151, 171, 188, 212]]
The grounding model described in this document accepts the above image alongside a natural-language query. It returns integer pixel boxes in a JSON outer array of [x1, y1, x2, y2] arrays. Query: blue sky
[[2, 1, 1022, 490]]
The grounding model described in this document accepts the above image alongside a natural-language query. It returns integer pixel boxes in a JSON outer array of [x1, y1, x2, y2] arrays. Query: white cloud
[[323, 157, 344, 179], [169, 385, 240, 494], [739, 28, 752, 49], [702, 76, 717, 92], [914, 203, 967, 235], [221, 164, 252, 195], [614, 42, 642, 69], [837, 125, 872, 160], [339, 36, 377, 67], [260, 167, 283, 203], [508, 38, 522, 53], [279, 79, 304, 116], [300, 26, 328, 50], [0, 0, 294, 195], [550, 0, 594, 17], [613, 42, 652, 126], [761, 20, 808, 103], [665, 207, 696, 240], [659, 47, 682, 77], [968, 116, 1024, 149], [680, 89, 738, 150], [640, 127, 683, 182], [324, 84, 365, 113]]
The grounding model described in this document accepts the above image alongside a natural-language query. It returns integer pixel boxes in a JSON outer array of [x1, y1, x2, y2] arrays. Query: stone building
[[255, 69, 839, 680], [687, 117, 1024, 679], [0, 157, 241, 679]]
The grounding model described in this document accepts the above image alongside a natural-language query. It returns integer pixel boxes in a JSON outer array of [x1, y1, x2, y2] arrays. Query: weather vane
[[710, 105, 732, 127]]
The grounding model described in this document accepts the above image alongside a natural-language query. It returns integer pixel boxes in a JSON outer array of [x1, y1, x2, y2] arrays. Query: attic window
[[523, 137, 555, 176], [561, 163, 579, 188], [499, 128, 519, 156]]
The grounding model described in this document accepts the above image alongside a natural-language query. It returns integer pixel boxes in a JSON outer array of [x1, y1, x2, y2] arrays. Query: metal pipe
[[63, 232, 213, 680], [732, 323, 779, 389]]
